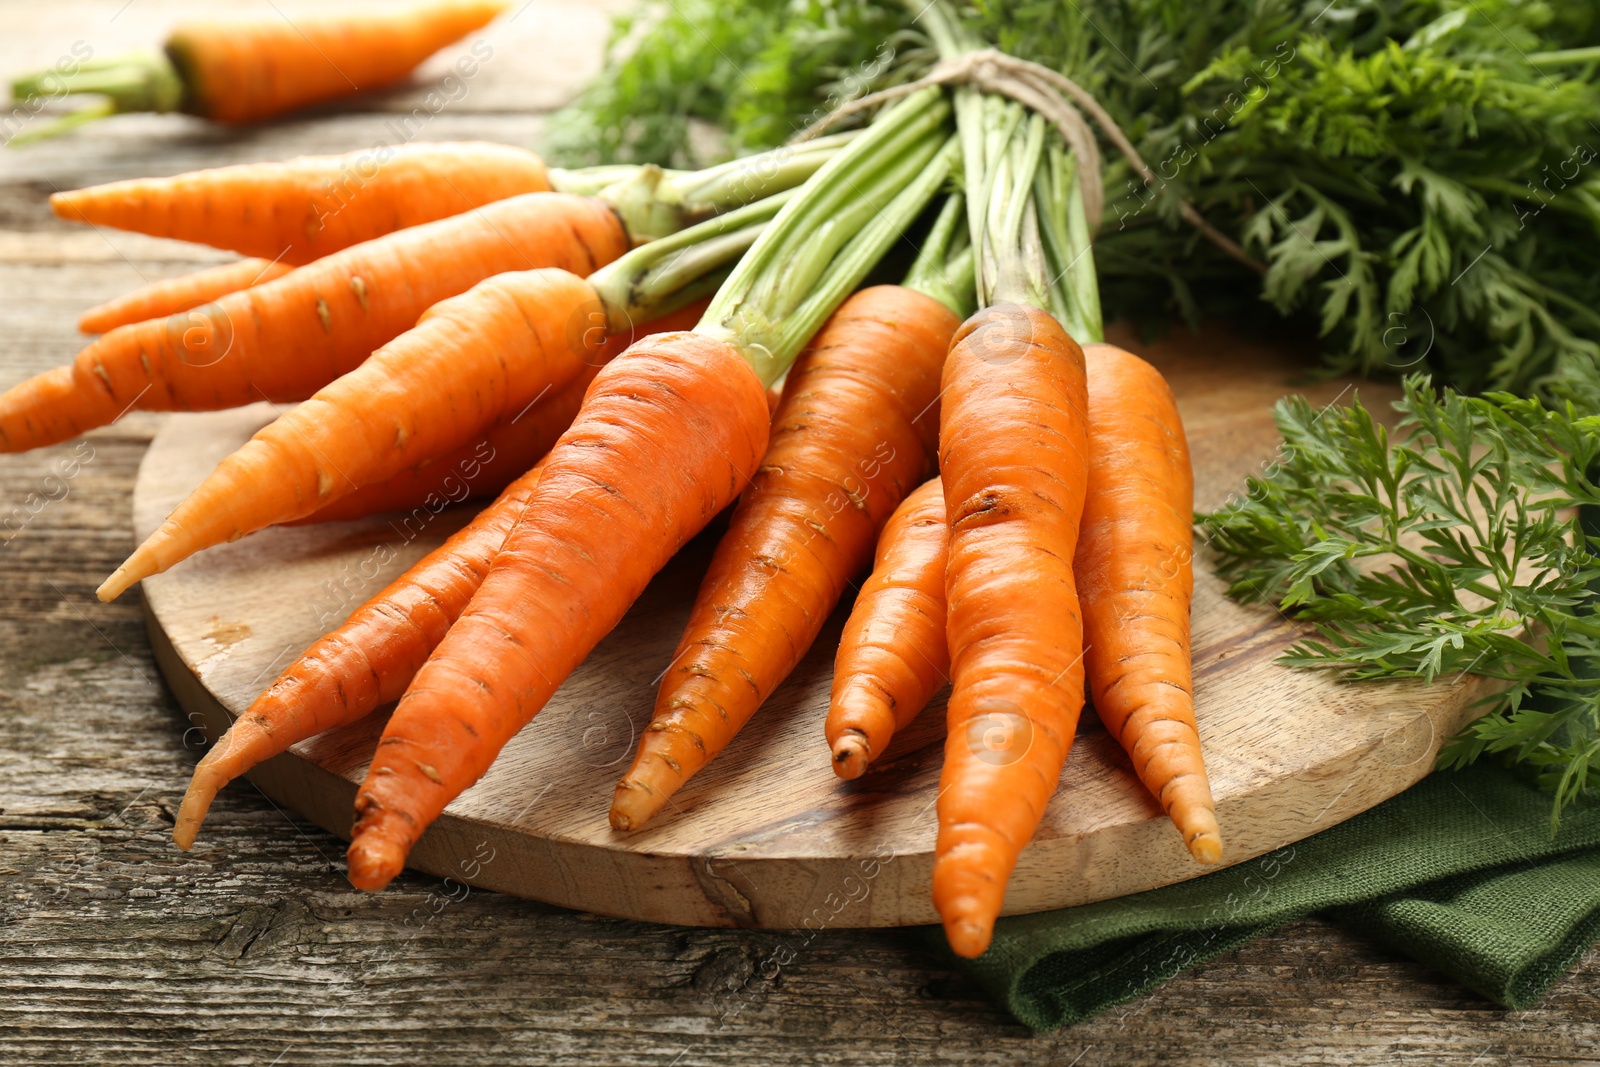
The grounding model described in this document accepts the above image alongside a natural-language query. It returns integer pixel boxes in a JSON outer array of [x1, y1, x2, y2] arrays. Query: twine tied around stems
[[792, 48, 1262, 272]]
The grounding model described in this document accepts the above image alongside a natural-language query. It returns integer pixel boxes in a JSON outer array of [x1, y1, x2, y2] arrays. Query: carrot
[[935, 303, 1090, 960], [291, 298, 714, 525], [0, 192, 626, 454], [609, 284, 958, 830], [98, 267, 612, 600], [826, 476, 949, 780], [288, 379, 580, 526], [172, 461, 545, 850], [341, 87, 955, 890], [78, 258, 294, 335], [346, 333, 771, 890], [1078, 342, 1218, 863], [52, 143, 550, 265], [10, 1, 507, 140], [170, 1, 506, 123]]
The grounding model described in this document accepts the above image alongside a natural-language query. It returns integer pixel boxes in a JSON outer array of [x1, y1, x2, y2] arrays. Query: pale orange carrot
[[53, 143, 549, 265]]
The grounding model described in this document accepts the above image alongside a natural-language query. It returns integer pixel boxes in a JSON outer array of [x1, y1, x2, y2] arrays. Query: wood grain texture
[[137, 336, 1488, 929], [1, 2, 1596, 1063]]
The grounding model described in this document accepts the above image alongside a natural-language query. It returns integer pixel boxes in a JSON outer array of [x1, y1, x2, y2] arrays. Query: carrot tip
[[1187, 832, 1224, 865], [943, 916, 994, 960], [96, 568, 135, 602], [830, 734, 870, 781], [609, 778, 663, 832], [99, 545, 159, 601], [346, 837, 404, 893], [172, 781, 218, 851]]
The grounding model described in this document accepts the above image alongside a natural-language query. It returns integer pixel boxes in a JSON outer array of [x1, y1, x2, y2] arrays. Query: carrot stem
[[903, 193, 976, 317], [699, 85, 956, 384], [1528, 46, 1600, 66], [554, 135, 852, 242], [924, 0, 1101, 334], [7, 51, 186, 147], [1036, 145, 1103, 341], [668, 132, 856, 208], [546, 164, 689, 198], [9, 50, 185, 112], [588, 188, 791, 331]]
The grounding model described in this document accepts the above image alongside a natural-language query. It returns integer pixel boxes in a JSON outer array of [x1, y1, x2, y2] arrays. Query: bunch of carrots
[[3, 0, 1221, 959]]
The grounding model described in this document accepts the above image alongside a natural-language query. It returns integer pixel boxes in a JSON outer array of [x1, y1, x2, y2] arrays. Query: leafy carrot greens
[[1199, 379, 1600, 825], [550, 0, 1600, 405]]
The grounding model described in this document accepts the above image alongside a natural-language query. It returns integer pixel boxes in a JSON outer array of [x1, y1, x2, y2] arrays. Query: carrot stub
[[935, 303, 1090, 960]]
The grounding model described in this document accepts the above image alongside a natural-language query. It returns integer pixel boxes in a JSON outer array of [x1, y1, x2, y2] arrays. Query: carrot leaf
[[1200, 377, 1600, 829]]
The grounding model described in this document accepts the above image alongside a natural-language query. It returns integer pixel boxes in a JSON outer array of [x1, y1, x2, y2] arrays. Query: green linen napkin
[[935, 762, 1600, 1030]]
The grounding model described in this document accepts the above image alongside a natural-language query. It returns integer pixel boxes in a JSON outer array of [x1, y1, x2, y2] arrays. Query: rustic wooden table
[[1, 3, 1596, 1064]]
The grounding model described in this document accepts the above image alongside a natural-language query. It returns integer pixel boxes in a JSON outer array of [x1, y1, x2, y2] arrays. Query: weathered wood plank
[[0, 1, 1596, 1063]]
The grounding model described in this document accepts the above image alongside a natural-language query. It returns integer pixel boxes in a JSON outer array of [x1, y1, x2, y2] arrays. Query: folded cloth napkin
[[932, 762, 1600, 1030]]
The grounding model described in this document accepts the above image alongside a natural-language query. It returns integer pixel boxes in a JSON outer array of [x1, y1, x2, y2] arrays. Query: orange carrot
[[826, 475, 949, 780], [167, 1, 505, 123], [340, 85, 955, 889], [290, 298, 714, 525], [78, 259, 294, 334], [609, 285, 957, 830], [0, 192, 626, 454], [172, 461, 545, 850], [288, 379, 584, 526], [346, 333, 770, 890], [52, 143, 550, 265], [9, 2, 507, 143], [1078, 342, 1218, 863], [98, 267, 613, 600], [935, 303, 1090, 960]]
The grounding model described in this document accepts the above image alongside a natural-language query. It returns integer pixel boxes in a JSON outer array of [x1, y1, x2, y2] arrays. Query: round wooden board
[[137, 326, 1490, 928]]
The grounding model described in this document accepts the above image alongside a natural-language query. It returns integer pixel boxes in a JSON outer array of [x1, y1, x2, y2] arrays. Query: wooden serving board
[[137, 326, 1489, 928]]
